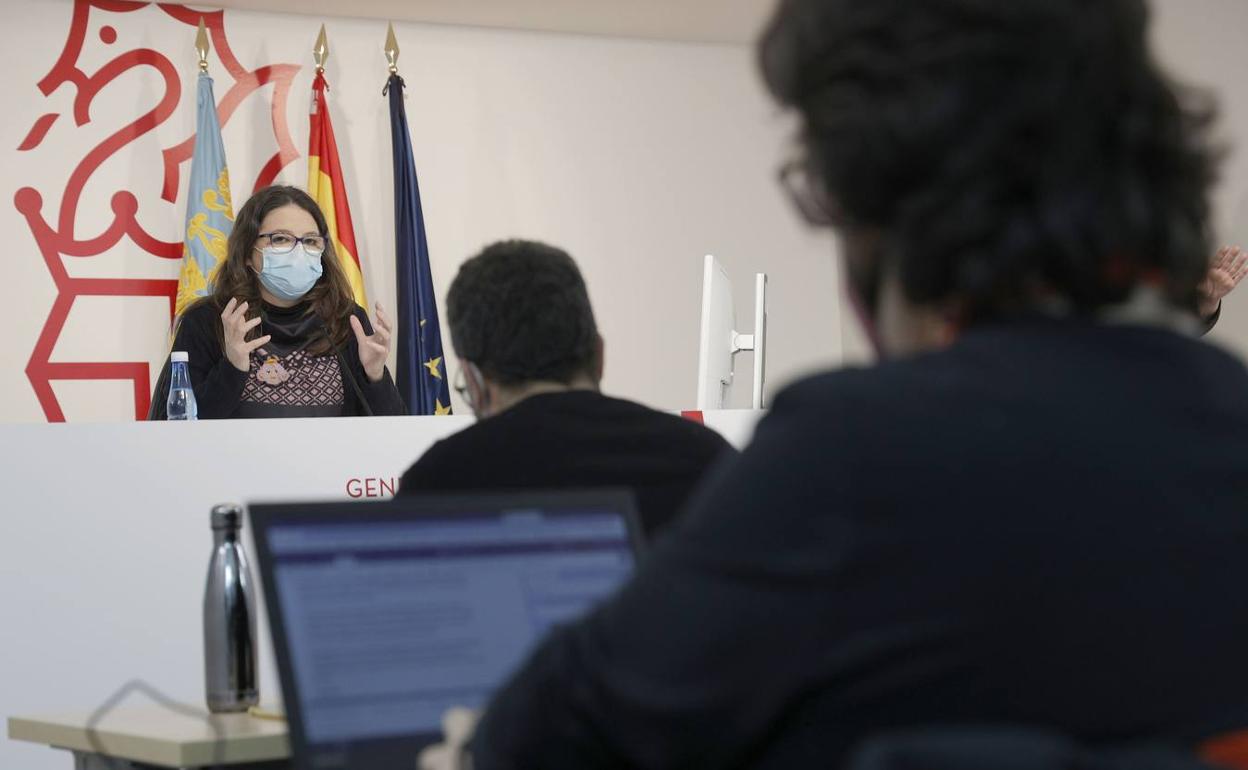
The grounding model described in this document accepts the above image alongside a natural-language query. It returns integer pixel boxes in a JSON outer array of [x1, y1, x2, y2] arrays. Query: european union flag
[[387, 74, 452, 415], [176, 71, 233, 317]]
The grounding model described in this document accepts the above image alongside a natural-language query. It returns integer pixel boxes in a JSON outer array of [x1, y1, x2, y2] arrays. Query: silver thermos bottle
[[203, 504, 259, 713]]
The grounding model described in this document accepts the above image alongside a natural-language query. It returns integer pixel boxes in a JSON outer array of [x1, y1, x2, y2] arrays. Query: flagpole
[[384, 23, 453, 415], [385, 22, 400, 77], [307, 23, 370, 307], [195, 18, 210, 72], [382, 22, 401, 96], [313, 23, 328, 74], [174, 16, 234, 321]]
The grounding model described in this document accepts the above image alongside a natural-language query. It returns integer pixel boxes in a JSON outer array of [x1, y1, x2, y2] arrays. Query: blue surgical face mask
[[257, 244, 323, 301]]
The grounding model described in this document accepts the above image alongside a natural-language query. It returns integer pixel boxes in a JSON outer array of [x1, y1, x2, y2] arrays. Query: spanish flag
[[308, 71, 368, 307]]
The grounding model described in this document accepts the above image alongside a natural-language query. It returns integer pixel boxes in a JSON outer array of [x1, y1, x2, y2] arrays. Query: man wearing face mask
[[149, 185, 406, 419], [396, 239, 733, 538]]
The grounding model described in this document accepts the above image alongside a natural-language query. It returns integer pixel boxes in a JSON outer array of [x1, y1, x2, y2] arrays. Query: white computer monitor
[[696, 254, 767, 410]]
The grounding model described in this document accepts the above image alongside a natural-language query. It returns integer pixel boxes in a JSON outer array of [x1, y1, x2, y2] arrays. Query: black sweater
[[472, 319, 1248, 769], [399, 390, 734, 538], [148, 300, 406, 419]]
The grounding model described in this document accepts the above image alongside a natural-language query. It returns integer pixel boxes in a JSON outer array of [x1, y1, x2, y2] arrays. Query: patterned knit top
[[234, 301, 345, 418]]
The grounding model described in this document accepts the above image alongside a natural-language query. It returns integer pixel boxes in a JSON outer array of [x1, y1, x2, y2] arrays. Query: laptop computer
[[250, 489, 642, 770]]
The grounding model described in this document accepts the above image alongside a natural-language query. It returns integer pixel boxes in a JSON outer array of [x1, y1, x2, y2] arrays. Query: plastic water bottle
[[204, 503, 259, 713], [167, 351, 198, 421]]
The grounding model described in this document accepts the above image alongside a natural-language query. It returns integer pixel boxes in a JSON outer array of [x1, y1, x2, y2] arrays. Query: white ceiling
[[201, 0, 775, 45]]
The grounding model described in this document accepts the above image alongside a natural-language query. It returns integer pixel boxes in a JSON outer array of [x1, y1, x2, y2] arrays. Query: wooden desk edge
[[8, 714, 290, 766]]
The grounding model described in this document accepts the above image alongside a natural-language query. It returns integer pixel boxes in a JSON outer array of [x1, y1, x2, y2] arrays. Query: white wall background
[[831, 0, 1248, 366], [6, 1, 1248, 768], [6, 1, 1248, 415], [1149, 0, 1248, 359], [0, 0, 841, 423]]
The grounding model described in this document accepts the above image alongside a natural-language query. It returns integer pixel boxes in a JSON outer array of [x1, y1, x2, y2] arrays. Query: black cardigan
[[147, 300, 407, 419]]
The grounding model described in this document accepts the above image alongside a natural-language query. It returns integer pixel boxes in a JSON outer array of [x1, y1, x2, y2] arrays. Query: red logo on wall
[[14, 1, 300, 421], [345, 477, 400, 499]]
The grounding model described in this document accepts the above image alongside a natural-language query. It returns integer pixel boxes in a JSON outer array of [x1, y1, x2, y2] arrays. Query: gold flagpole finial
[[384, 22, 400, 75], [195, 18, 210, 72], [313, 24, 329, 73]]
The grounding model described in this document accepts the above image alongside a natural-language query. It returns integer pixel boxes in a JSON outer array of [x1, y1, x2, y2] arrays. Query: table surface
[[8, 706, 290, 767]]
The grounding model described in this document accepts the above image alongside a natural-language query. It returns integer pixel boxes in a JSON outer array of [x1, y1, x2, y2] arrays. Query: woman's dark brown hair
[[196, 185, 357, 356]]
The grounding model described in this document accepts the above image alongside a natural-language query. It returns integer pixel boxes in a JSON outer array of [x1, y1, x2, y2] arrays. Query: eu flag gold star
[[424, 356, 443, 379], [434, 399, 452, 416]]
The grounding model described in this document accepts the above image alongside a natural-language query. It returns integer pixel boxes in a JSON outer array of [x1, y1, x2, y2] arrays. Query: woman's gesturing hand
[[221, 298, 270, 372], [352, 302, 392, 383]]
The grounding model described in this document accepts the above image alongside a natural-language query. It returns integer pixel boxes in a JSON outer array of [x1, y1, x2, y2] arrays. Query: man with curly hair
[[426, 2, 1248, 767]]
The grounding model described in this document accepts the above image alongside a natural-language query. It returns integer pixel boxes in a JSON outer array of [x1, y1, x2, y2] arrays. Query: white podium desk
[[0, 411, 763, 770], [9, 708, 289, 769]]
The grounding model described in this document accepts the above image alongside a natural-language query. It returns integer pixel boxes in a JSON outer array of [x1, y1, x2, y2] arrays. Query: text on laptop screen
[[267, 509, 634, 747]]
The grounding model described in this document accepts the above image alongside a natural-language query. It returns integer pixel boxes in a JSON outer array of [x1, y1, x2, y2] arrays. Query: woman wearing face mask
[[149, 185, 406, 419]]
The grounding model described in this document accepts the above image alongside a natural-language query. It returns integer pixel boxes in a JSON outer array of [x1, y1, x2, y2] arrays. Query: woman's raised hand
[[351, 302, 392, 383], [221, 298, 270, 372]]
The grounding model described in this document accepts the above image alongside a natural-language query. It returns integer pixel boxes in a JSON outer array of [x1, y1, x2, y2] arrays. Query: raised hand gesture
[[220, 298, 270, 373], [350, 302, 392, 383], [1198, 246, 1248, 319]]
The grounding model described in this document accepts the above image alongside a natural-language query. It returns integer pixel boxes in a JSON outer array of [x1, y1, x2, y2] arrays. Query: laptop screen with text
[[252, 492, 639, 770]]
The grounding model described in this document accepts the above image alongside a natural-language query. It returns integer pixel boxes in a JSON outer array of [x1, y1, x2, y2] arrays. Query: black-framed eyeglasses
[[258, 231, 327, 257], [453, 366, 475, 412], [778, 157, 843, 228]]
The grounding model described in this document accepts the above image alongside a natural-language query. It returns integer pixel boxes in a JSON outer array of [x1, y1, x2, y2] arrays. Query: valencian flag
[[308, 71, 368, 307], [176, 71, 234, 316], [387, 73, 452, 415]]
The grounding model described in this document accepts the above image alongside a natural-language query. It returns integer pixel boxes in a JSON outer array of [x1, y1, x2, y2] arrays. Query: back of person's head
[[759, 0, 1217, 325], [448, 240, 601, 386]]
